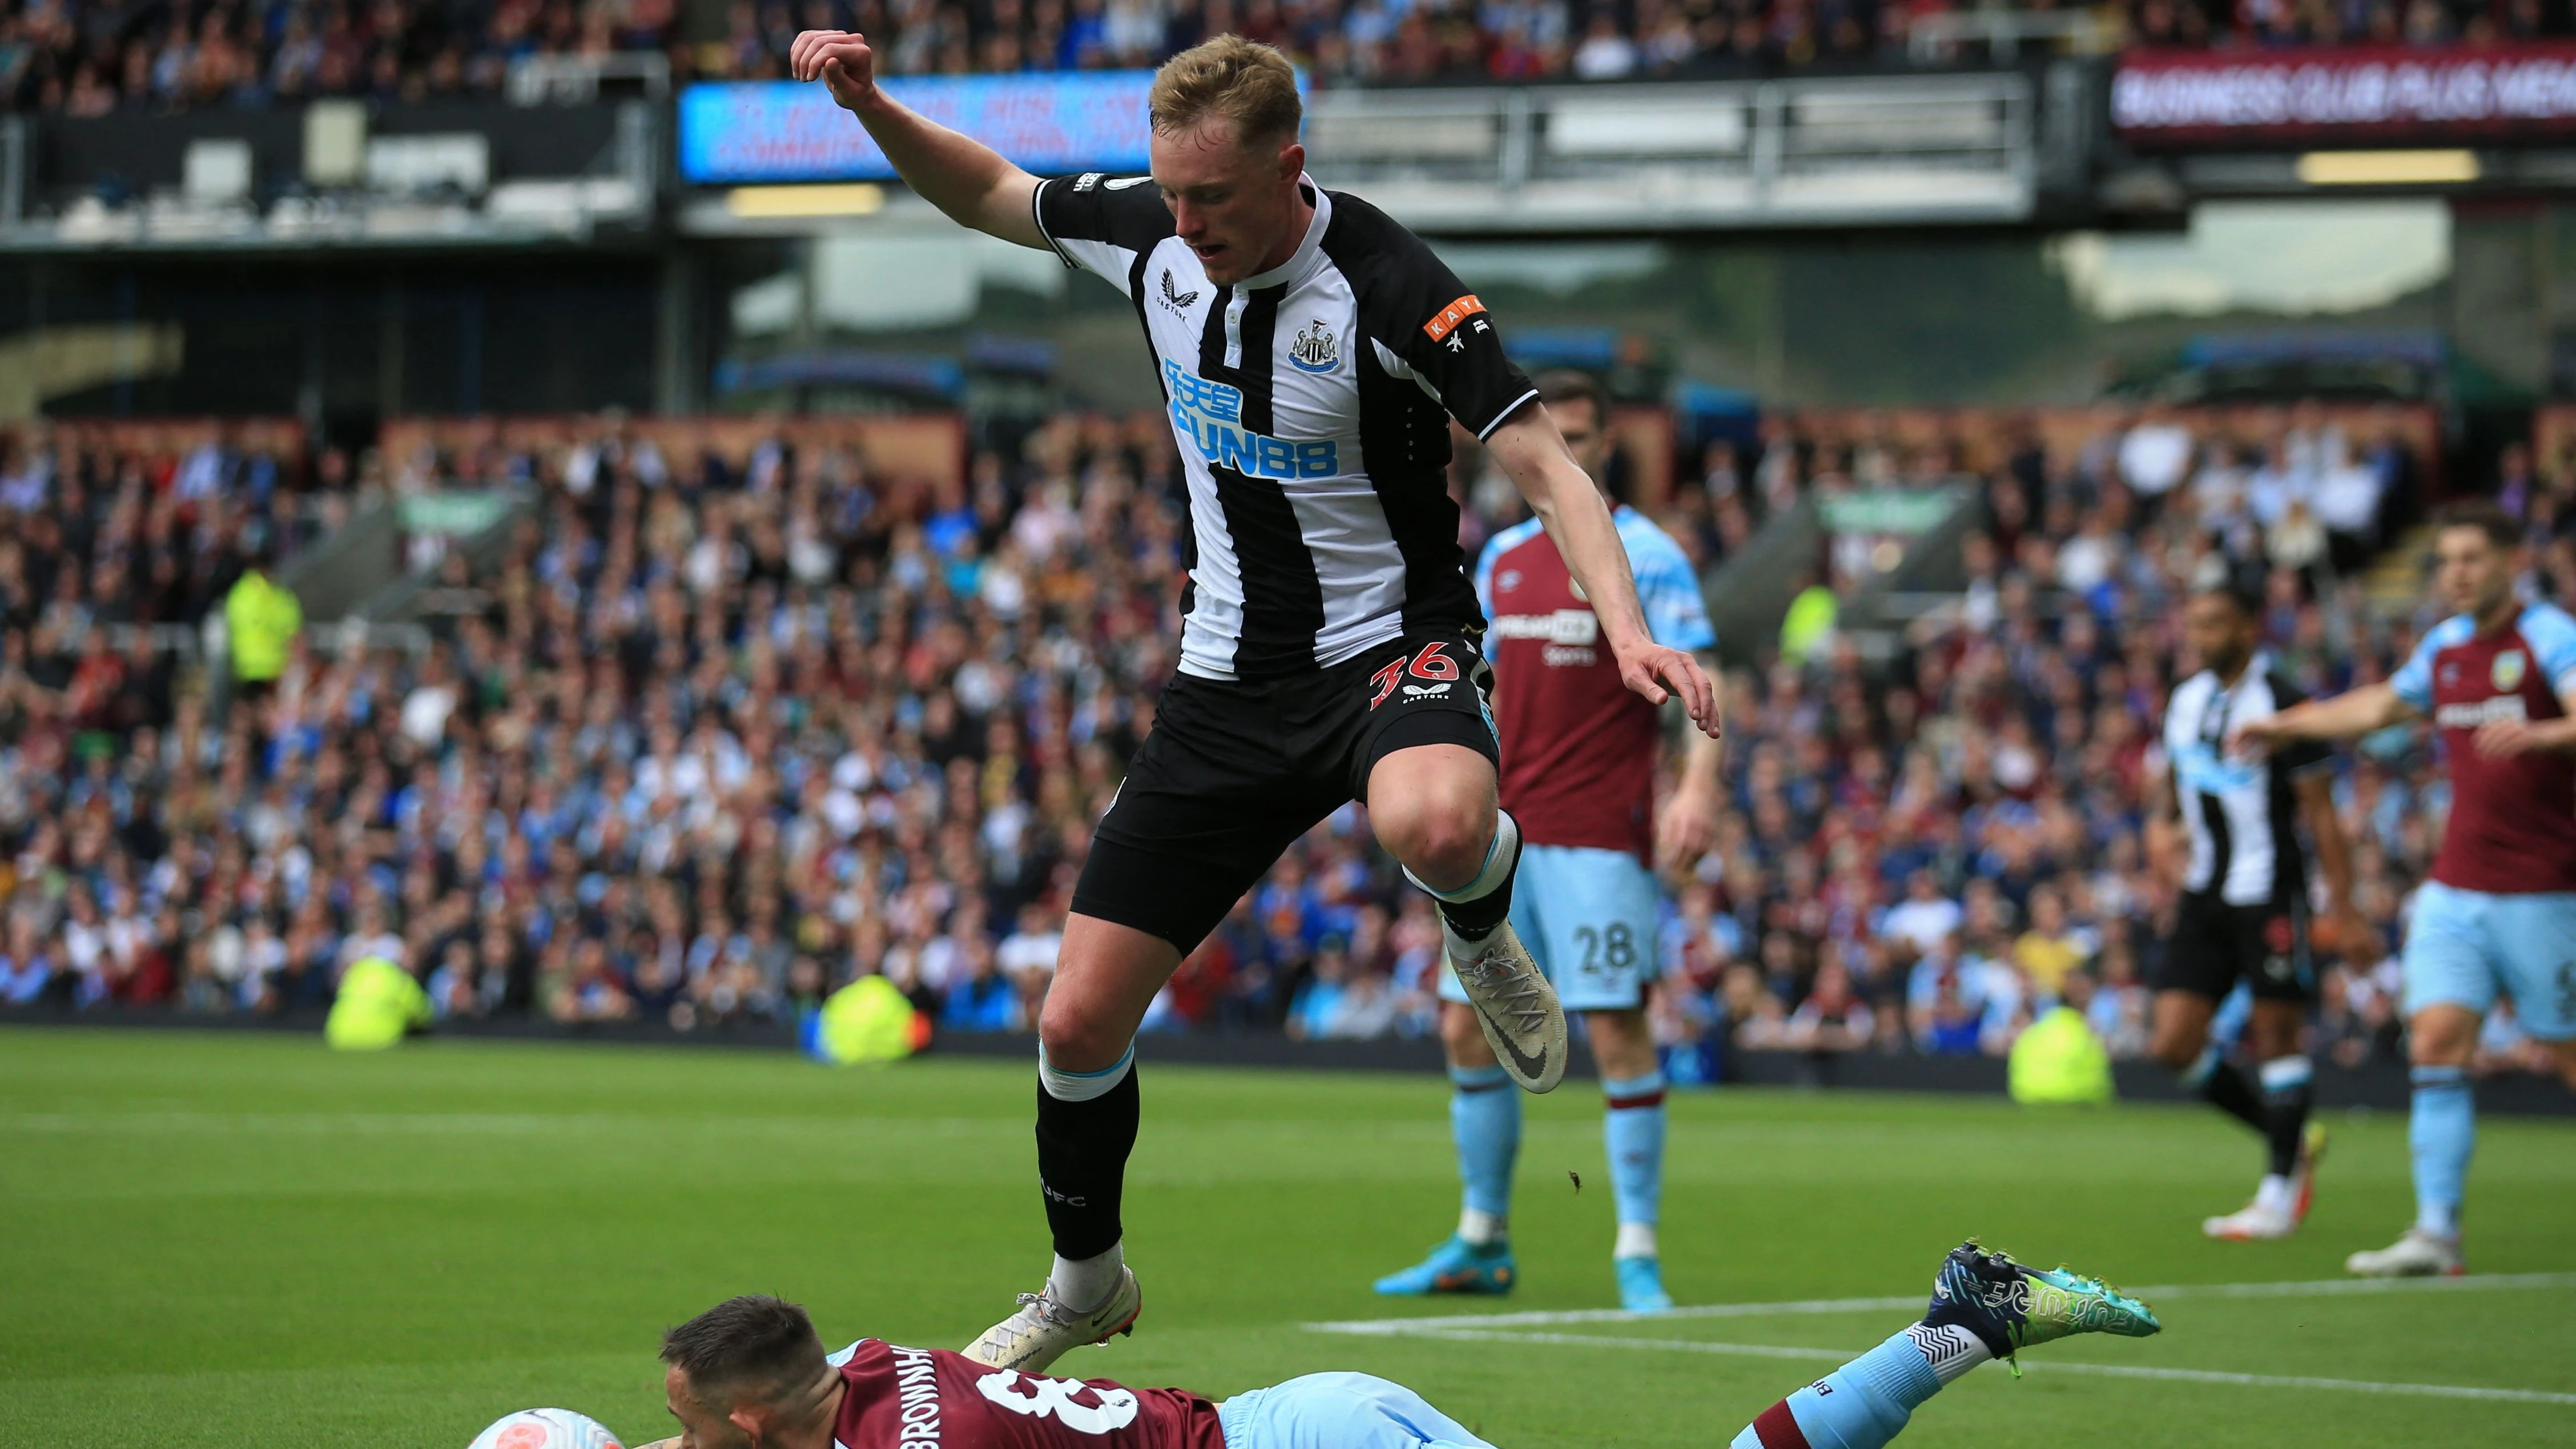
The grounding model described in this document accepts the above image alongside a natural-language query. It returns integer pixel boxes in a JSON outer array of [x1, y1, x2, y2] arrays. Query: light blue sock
[[1726, 1327, 1961, 1449], [1603, 1070, 1667, 1245], [1451, 1065, 1520, 1225], [2409, 1065, 2475, 1238]]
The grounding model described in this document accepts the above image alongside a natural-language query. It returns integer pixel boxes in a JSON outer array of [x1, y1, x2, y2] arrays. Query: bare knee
[[2248, 1003, 2307, 1062], [1366, 745, 1497, 892], [1585, 1008, 1659, 1080], [1398, 807, 1492, 890], [2406, 1006, 2479, 1069], [2147, 992, 2212, 1073], [2146, 1021, 2203, 1073], [1039, 996, 1129, 1072]]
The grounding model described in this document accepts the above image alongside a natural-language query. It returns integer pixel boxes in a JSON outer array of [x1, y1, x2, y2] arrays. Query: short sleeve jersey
[[827, 1339, 1225, 1449], [1032, 172, 1536, 681], [1475, 506, 1715, 860], [2161, 657, 2331, 907], [2389, 600, 2576, 895]]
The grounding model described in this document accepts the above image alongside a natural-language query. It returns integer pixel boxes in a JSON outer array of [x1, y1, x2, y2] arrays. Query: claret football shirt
[[827, 1339, 1226, 1449]]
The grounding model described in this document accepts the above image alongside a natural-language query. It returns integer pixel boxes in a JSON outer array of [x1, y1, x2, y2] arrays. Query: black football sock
[[1438, 856, 1520, 941], [2185, 1046, 2269, 1136], [1034, 1049, 1140, 1267], [2259, 1055, 2315, 1178], [1417, 810, 1522, 943]]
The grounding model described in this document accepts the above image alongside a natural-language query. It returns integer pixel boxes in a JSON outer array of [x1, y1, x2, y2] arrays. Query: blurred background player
[[2235, 501, 2576, 1276], [1374, 371, 1724, 1313], [639, 1244, 2155, 1449], [2143, 577, 2358, 1241]]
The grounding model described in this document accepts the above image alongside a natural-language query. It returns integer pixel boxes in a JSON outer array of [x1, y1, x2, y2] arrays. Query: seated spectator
[[2118, 408, 2195, 516], [2084, 940, 2151, 1060], [1878, 868, 1962, 961], [1725, 960, 1790, 1049], [940, 940, 1019, 1033], [0, 916, 54, 1004], [1783, 960, 1874, 1052], [2011, 884, 2094, 1003]]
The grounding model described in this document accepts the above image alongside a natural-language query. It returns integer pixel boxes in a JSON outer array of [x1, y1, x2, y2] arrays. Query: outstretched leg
[[1728, 1242, 2160, 1449]]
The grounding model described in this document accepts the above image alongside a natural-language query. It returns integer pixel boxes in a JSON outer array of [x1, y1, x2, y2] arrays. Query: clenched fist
[[789, 29, 880, 111]]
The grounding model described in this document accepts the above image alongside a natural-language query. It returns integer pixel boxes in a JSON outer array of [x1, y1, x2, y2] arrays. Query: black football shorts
[[1072, 629, 1498, 954], [2157, 891, 2316, 1004]]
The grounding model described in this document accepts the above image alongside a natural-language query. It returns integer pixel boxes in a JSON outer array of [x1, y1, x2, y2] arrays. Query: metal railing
[[506, 52, 673, 106], [1904, 9, 2120, 63], [1305, 72, 2036, 229]]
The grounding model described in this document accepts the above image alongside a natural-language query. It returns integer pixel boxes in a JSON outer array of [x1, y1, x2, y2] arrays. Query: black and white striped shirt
[[1033, 172, 1536, 681], [2163, 657, 2332, 906]]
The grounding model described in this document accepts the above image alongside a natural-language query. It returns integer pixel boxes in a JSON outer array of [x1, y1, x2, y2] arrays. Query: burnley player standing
[[1374, 372, 1723, 1313], [2235, 501, 2576, 1276], [786, 33, 1719, 1370]]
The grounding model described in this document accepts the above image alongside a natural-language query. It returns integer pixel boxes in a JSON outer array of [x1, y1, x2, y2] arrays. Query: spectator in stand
[[13, 0, 2576, 116], [1877, 868, 1960, 960], [2011, 883, 2092, 1003], [2, 397, 2527, 1089], [1783, 958, 1873, 1051], [2118, 406, 2195, 523]]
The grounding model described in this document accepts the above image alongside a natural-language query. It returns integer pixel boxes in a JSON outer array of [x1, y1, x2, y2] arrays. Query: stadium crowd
[[3, 397, 2574, 1082], [11, 0, 2574, 113]]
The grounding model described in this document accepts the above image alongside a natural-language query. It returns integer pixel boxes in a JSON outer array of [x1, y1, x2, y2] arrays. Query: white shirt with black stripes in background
[[2162, 653, 2334, 906], [1032, 171, 1539, 682]]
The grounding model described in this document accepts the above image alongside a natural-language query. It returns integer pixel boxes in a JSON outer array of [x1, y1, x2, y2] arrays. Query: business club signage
[[2112, 43, 2576, 146]]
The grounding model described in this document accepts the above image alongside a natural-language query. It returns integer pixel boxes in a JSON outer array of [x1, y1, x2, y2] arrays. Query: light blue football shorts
[[1219, 1372, 1499, 1449], [1439, 842, 1660, 1013], [2402, 880, 2576, 1040]]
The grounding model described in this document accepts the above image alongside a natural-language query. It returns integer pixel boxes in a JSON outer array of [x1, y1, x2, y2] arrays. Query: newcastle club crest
[[1289, 318, 1340, 373]]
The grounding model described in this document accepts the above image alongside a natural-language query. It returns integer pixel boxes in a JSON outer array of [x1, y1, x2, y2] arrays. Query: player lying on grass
[[631, 1242, 2158, 1449]]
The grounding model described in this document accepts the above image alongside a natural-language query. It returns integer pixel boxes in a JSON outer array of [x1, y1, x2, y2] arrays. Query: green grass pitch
[[4, 1027, 2572, 1448]]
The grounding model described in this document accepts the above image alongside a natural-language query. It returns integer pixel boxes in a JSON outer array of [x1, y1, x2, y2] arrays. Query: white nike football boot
[[961, 1266, 1143, 1374], [2207, 1122, 2327, 1241], [1448, 920, 1566, 1094], [2345, 1228, 2465, 1278], [2202, 1198, 2297, 1241]]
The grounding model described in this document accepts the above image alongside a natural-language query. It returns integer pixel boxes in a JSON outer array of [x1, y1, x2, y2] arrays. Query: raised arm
[[2231, 681, 2416, 751], [788, 30, 1046, 249], [1482, 405, 1717, 737]]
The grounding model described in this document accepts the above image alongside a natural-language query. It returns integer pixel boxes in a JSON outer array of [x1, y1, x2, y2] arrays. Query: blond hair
[[1148, 35, 1302, 148]]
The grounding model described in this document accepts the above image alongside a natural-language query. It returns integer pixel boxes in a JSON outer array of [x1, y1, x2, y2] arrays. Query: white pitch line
[[1350, 1327, 2576, 1407], [1304, 1270, 2576, 1335]]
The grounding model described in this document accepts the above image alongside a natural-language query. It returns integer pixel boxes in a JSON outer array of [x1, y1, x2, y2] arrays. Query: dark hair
[[2191, 575, 2261, 619], [660, 1295, 828, 1406], [1536, 369, 1608, 426], [2433, 498, 2521, 550]]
